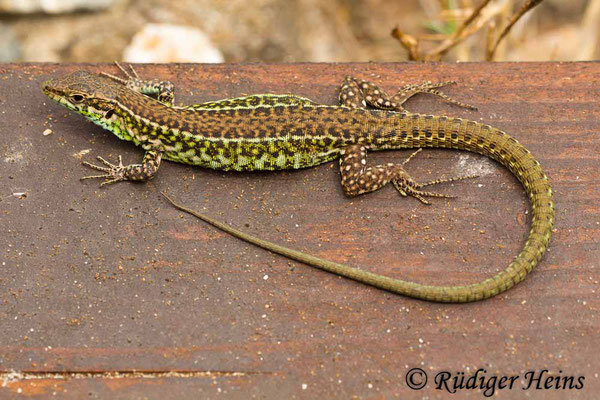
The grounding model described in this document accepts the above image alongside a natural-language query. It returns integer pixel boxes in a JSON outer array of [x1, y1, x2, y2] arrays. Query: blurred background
[[0, 0, 598, 63]]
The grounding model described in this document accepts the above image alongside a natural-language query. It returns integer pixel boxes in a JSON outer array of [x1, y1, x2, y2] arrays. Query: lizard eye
[[70, 94, 85, 103]]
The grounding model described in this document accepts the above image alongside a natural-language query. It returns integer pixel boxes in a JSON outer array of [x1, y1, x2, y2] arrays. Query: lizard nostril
[[41, 79, 55, 92]]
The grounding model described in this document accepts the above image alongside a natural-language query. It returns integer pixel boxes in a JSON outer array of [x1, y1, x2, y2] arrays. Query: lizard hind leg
[[339, 76, 477, 113], [390, 80, 478, 112], [338, 76, 368, 109], [338, 144, 477, 205], [339, 144, 404, 197]]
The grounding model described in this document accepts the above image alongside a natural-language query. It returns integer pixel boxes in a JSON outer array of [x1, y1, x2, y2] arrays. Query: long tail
[[161, 115, 554, 303]]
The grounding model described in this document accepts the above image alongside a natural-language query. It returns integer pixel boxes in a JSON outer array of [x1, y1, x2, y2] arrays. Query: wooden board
[[0, 62, 598, 399]]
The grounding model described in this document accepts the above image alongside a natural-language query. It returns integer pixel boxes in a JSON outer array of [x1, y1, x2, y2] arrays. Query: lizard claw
[[81, 155, 126, 186], [100, 61, 175, 105], [392, 179, 456, 205], [392, 170, 476, 205], [392, 149, 478, 204], [101, 61, 145, 90]]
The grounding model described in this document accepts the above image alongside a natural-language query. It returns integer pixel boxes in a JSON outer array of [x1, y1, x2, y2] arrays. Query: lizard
[[41, 63, 554, 303]]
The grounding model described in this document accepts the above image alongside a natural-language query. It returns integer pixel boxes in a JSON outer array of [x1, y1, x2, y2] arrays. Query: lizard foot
[[81, 155, 126, 186], [100, 61, 175, 105], [393, 149, 479, 205], [395, 80, 478, 111], [100, 61, 142, 87]]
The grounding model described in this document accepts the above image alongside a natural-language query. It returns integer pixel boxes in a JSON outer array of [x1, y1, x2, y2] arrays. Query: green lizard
[[41, 63, 554, 303]]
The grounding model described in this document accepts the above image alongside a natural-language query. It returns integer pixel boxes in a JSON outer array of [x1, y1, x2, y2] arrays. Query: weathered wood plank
[[0, 62, 598, 398]]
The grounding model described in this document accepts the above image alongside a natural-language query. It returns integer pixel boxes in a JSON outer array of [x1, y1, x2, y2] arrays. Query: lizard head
[[42, 70, 122, 113], [42, 70, 133, 140]]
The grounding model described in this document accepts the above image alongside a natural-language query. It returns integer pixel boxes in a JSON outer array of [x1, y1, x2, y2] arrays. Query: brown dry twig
[[391, 0, 546, 62], [391, 27, 420, 61], [452, 0, 493, 41], [487, 0, 545, 60], [424, 0, 494, 61]]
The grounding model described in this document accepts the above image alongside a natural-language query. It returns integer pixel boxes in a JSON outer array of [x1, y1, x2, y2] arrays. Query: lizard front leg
[[339, 76, 476, 113], [81, 150, 163, 186], [101, 62, 175, 106]]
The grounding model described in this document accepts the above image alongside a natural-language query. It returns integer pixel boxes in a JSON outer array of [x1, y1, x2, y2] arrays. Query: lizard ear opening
[[105, 110, 115, 119]]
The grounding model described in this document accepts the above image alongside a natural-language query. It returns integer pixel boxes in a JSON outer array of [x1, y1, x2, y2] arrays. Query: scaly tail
[[393, 113, 554, 301], [161, 115, 554, 303]]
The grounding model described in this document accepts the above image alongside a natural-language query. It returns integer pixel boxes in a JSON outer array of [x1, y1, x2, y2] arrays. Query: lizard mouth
[[41, 79, 56, 94], [41, 79, 63, 102], [41, 79, 82, 110]]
